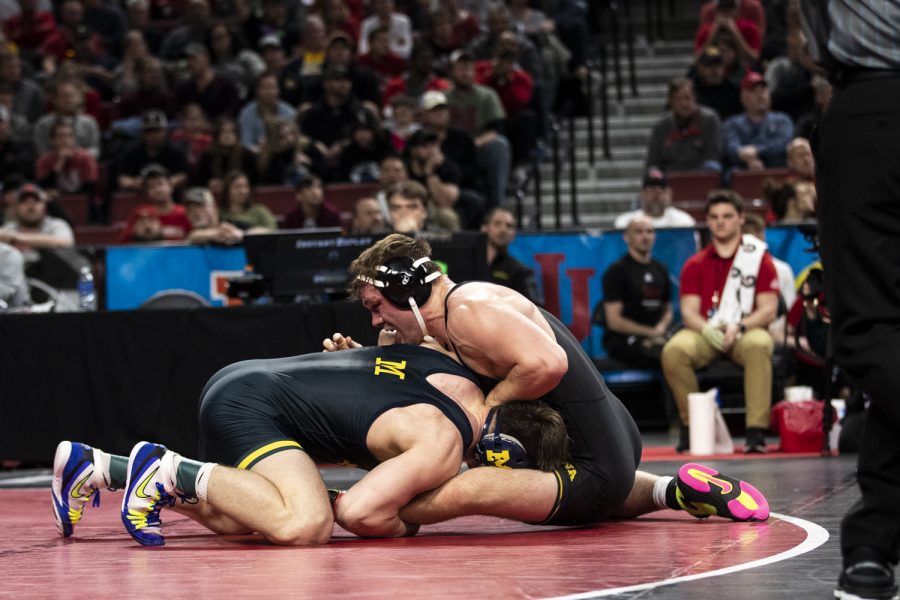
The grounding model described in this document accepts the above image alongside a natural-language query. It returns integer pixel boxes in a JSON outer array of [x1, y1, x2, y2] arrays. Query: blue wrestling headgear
[[368, 256, 440, 310], [473, 407, 534, 469]]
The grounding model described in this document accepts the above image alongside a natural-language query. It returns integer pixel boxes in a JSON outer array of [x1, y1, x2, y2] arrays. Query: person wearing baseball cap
[[0, 183, 75, 248], [613, 168, 696, 229], [722, 70, 793, 171], [115, 110, 190, 191]]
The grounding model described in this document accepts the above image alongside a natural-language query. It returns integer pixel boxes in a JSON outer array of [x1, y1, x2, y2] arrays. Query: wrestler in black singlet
[[199, 345, 479, 471], [445, 282, 643, 525]]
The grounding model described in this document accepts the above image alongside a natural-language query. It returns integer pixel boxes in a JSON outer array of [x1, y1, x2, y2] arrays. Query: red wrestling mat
[[3, 489, 812, 599]]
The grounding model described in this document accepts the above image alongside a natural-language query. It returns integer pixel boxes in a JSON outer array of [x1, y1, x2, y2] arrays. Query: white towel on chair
[[710, 234, 767, 326]]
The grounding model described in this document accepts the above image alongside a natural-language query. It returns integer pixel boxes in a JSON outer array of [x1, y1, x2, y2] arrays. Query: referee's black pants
[[818, 75, 900, 567]]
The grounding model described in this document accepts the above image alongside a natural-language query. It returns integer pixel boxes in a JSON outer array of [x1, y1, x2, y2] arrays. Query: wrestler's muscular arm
[[334, 407, 463, 538], [446, 289, 568, 406]]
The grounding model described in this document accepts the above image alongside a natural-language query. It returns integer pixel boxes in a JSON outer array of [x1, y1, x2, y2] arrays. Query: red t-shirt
[[474, 60, 534, 115], [679, 243, 779, 317], [694, 19, 761, 56], [382, 75, 450, 106], [357, 52, 408, 79]]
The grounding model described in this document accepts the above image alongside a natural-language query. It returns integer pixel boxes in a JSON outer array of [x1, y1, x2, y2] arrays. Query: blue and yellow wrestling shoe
[[121, 441, 175, 546], [674, 463, 769, 521], [52, 441, 101, 537]]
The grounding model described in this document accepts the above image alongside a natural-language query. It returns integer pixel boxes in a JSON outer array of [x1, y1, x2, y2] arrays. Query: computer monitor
[[243, 230, 488, 301]]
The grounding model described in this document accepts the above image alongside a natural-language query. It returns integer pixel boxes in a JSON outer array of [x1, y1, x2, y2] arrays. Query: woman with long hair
[[218, 170, 277, 230], [196, 118, 259, 195], [258, 118, 314, 186]]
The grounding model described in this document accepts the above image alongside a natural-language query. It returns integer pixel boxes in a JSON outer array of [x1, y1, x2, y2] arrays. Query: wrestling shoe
[[673, 462, 769, 521], [121, 441, 175, 546], [51, 441, 100, 537]]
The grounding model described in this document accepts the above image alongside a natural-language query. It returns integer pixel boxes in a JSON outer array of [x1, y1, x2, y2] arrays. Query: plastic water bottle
[[77, 266, 97, 311]]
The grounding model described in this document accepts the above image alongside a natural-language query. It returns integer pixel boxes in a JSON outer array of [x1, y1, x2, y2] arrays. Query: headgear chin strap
[[473, 407, 533, 469]]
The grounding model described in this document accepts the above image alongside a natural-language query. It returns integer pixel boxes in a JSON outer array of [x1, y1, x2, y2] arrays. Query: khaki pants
[[661, 328, 774, 429]]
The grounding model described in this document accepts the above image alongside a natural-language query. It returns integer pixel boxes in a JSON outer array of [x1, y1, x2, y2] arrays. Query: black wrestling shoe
[[675, 425, 689, 453], [835, 560, 898, 599]]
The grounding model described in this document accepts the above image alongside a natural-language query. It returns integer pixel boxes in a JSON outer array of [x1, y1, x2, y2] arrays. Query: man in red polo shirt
[[661, 189, 779, 453]]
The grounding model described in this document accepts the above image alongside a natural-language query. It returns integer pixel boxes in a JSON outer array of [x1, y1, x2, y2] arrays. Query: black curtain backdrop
[[0, 302, 378, 463]]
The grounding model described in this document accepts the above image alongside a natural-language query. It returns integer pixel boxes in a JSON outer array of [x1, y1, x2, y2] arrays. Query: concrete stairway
[[522, 14, 703, 230]]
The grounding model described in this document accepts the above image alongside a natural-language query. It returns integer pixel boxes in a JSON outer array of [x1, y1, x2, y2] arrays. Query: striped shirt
[[827, 1, 900, 69]]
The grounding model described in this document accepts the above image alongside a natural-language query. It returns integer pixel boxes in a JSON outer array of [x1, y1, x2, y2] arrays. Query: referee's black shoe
[[835, 557, 898, 600]]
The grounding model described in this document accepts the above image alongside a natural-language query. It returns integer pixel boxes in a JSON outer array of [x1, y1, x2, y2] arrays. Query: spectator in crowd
[[176, 42, 242, 122], [694, 0, 761, 64], [743, 213, 795, 346], [33, 79, 101, 158], [337, 109, 393, 182], [217, 170, 277, 230], [169, 102, 213, 171], [0, 240, 29, 308], [386, 180, 449, 234], [445, 49, 511, 208], [242, 0, 300, 54], [795, 74, 831, 142], [196, 117, 259, 194], [482, 206, 541, 304], [300, 65, 373, 180], [784, 264, 828, 397], [319, 30, 382, 106], [238, 72, 296, 153], [159, 0, 210, 60], [184, 186, 254, 245], [358, 0, 412, 59], [404, 128, 463, 232], [137, 165, 191, 240], [0, 183, 75, 248], [474, 31, 537, 168], [258, 118, 312, 185], [646, 78, 722, 173], [258, 34, 287, 78], [1, 174, 29, 225], [207, 23, 265, 101], [698, 0, 765, 33], [82, 0, 126, 59], [35, 117, 98, 195], [435, 0, 479, 48], [278, 15, 329, 107], [40, 0, 105, 67], [688, 46, 742, 121], [661, 190, 779, 454], [722, 71, 794, 172], [348, 195, 387, 235], [319, 0, 359, 43], [765, 28, 819, 122], [421, 7, 460, 74], [0, 51, 44, 123], [281, 172, 342, 229], [3, 0, 57, 57], [0, 83, 32, 143], [764, 179, 817, 225], [113, 30, 150, 97], [469, 4, 543, 91], [124, 0, 161, 55], [384, 93, 418, 152], [356, 26, 406, 81], [116, 110, 190, 191], [382, 39, 450, 107], [785, 136, 815, 182], [0, 105, 35, 180], [119, 203, 164, 242], [115, 57, 176, 127], [372, 153, 405, 225], [614, 168, 696, 229], [601, 215, 673, 367]]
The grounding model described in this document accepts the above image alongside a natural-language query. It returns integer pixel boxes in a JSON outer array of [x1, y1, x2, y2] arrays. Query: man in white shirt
[[358, 0, 412, 59], [0, 183, 74, 248], [614, 168, 697, 229]]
